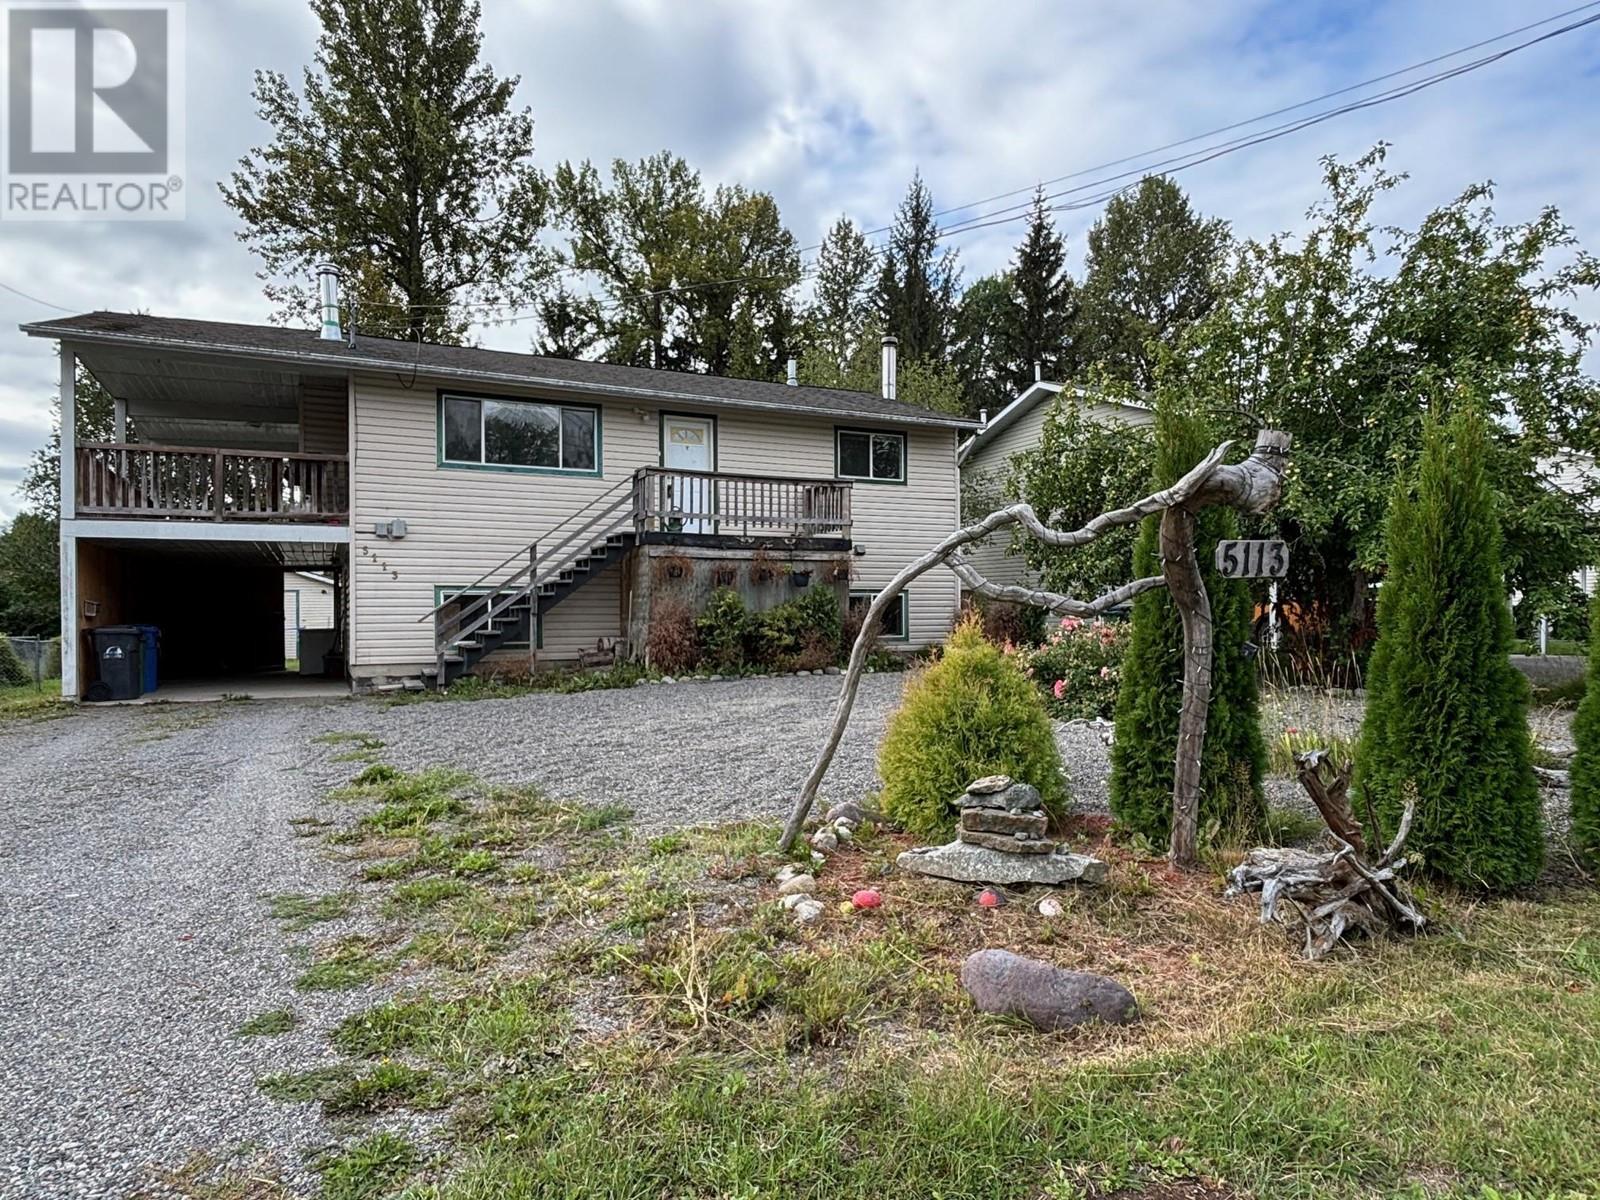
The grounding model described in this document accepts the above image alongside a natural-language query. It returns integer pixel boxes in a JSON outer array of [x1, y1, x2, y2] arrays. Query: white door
[[662, 416, 715, 534]]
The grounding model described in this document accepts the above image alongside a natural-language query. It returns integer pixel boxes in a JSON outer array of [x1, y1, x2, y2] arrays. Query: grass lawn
[[0, 678, 65, 721], [189, 761, 1600, 1200]]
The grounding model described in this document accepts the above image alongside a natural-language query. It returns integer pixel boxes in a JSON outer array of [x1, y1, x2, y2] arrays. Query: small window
[[836, 429, 905, 482], [441, 393, 600, 473], [849, 590, 908, 641]]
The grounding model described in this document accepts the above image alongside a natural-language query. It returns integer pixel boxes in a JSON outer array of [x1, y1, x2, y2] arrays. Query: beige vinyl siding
[[300, 378, 349, 455], [348, 374, 964, 672]]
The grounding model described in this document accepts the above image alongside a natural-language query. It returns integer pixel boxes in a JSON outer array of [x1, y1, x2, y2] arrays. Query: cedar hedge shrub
[[0, 636, 29, 687], [1571, 588, 1600, 867], [878, 616, 1068, 839], [1353, 406, 1542, 889], [1109, 405, 1266, 846]]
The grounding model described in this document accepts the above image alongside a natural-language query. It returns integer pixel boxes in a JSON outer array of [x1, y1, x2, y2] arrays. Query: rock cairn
[[957, 775, 1053, 854]]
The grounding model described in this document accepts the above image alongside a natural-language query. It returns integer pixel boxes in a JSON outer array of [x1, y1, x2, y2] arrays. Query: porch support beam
[[59, 344, 76, 520]]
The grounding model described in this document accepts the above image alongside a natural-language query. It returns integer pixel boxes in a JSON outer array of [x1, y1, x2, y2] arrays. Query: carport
[[70, 528, 350, 701]]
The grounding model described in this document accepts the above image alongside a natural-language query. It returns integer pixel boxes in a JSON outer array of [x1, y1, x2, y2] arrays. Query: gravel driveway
[[0, 674, 935, 1199]]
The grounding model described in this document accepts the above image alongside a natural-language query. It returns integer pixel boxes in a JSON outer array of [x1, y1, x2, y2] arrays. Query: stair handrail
[[418, 471, 637, 626]]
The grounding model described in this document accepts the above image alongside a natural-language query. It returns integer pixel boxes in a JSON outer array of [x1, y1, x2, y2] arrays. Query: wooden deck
[[75, 444, 349, 522]]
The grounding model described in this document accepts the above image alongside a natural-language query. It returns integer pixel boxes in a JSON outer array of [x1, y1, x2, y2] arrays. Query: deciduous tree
[[222, 0, 550, 341]]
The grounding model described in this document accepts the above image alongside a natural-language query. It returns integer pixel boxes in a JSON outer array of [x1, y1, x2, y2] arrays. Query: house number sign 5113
[[1214, 539, 1289, 578]]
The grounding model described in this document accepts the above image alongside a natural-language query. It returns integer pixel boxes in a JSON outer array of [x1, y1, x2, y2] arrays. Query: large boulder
[[960, 949, 1138, 1029], [897, 841, 1108, 886]]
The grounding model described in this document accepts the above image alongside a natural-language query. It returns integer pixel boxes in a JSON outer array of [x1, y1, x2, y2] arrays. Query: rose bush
[[1013, 616, 1127, 720]]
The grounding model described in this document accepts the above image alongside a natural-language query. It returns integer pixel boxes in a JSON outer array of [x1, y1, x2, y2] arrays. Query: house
[[23, 289, 977, 699], [283, 570, 337, 662], [956, 380, 1153, 590]]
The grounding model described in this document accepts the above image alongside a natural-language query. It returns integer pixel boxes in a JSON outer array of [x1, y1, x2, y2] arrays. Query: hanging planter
[[790, 570, 812, 588]]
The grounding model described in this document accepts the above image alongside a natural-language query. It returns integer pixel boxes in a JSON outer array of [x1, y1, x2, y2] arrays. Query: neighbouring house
[[283, 570, 337, 663], [24, 290, 976, 699], [956, 380, 1154, 591]]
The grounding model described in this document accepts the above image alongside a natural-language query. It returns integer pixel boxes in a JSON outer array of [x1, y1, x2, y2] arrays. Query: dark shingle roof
[[21, 311, 979, 430]]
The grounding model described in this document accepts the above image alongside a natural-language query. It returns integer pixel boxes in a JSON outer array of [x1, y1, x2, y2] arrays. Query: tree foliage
[[22, 365, 117, 519], [879, 617, 1068, 839], [1354, 406, 1542, 889], [1569, 589, 1600, 867], [1001, 188, 1078, 389], [876, 171, 961, 365], [951, 272, 1017, 417], [552, 151, 801, 378], [1078, 176, 1229, 390], [1165, 147, 1600, 651], [1007, 392, 1155, 601], [0, 513, 61, 636], [1109, 402, 1265, 845], [803, 216, 877, 378], [221, 0, 549, 341]]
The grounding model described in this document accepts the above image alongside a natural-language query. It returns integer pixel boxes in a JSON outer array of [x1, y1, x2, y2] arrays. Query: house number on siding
[[1214, 539, 1289, 578]]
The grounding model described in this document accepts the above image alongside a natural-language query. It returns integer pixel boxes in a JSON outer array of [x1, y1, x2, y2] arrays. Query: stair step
[[442, 653, 464, 664]]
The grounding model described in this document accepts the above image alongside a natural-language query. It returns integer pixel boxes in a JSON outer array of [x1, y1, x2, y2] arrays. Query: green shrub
[[752, 586, 842, 670], [1354, 407, 1542, 889], [1016, 615, 1128, 719], [1573, 590, 1600, 866], [878, 617, 1068, 839], [695, 588, 752, 671], [1109, 404, 1266, 846], [0, 637, 28, 687]]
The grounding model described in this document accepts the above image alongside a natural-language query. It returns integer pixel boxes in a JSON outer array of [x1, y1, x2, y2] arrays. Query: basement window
[[441, 393, 600, 474], [835, 428, 905, 483], [849, 590, 909, 641]]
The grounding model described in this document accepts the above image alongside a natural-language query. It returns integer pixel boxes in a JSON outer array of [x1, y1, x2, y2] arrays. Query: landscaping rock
[[966, 774, 1014, 795], [961, 807, 1048, 837], [960, 949, 1138, 1029], [957, 829, 1055, 854], [897, 841, 1108, 886], [852, 889, 882, 909], [809, 829, 839, 853], [960, 780, 1044, 813], [777, 873, 817, 897], [823, 666, 841, 675], [793, 899, 825, 923], [976, 887, 1006, 907], [823, 800, 865, 826], [780, 892, 809, 910], [1037, 895, 1064, 918]]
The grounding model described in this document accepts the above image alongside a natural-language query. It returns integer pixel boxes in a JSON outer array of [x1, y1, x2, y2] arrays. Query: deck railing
[[632, 467, 852, 540], [75, 443, 349, 521]]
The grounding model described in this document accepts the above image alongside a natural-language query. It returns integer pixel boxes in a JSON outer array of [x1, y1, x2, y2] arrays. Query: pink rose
[[1052, 679, 1067, 699], [1099, 665, 1112, 680]]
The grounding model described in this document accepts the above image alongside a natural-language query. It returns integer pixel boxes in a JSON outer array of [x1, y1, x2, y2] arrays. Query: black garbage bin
[[87, 626, 145, 701]]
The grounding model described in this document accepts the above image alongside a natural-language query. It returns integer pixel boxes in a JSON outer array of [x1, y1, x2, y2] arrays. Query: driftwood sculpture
[[1226, 750, 1425, 959], [779, 430, 1293, 866]]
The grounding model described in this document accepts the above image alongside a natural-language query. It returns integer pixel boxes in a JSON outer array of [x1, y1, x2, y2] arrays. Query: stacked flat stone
[[957, 775, 1053, 855]]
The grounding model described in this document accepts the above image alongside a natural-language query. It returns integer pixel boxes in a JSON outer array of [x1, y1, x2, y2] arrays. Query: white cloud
[[3, 0, 1598, 522]]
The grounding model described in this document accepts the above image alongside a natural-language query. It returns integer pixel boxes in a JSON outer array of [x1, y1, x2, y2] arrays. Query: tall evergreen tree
[[875, 171, 961, 364], [1109, 402, 1265, 845], [951, 273, 1016, 417], [222, 0, 550, 341], [805, 217, 877, 375], [1001, 187, 1077, 389], [1354, 405, 1543, 889], [1078, 176, 1228, 389], [1568, 590, 1600, 867]]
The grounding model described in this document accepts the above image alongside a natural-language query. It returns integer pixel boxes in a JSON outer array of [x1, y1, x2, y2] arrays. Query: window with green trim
[[849, 590, 908, 640], [442, 393, 598, 472], [836, 428, 905, 482]]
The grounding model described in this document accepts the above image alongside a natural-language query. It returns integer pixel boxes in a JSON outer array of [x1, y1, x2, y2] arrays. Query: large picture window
[[849, 590, 909, 641], [441, 393, 599, 474], [835, 428, 905, 483]]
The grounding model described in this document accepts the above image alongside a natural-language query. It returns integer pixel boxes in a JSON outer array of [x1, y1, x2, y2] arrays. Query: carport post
[[59, 345, 78, 700]]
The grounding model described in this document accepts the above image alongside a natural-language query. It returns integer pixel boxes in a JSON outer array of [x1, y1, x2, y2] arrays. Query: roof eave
[[21, 320, 981, 431]]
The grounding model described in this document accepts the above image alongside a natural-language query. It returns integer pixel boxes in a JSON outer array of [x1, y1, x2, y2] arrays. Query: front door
[[662, 415, 715, 534]]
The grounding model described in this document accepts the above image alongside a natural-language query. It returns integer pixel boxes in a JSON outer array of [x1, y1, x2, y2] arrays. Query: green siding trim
[[850, 588, 910, 642], [834, 425, 908, 485], [432, 585, 540, 650], [435, 390, 604, 479]]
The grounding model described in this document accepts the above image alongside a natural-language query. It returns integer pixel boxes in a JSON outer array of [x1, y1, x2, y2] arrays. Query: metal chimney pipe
[[786, 357, 798, 387], [979, 408, 988, 427], [316, 264, 343, 342], [1033, 360, 1042, 383], [880, 335, 898, 401]]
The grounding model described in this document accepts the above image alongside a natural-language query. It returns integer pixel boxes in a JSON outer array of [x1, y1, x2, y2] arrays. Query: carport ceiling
[[89, 537, 344, 571], [77, 347, 343, 453]]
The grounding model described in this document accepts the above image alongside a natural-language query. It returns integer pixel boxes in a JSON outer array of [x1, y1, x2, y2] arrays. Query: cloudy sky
[[2, 0, 1599, 522]]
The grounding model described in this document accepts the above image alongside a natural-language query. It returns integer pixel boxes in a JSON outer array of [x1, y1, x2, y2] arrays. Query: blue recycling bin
[[134, 625, 160, 694]]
